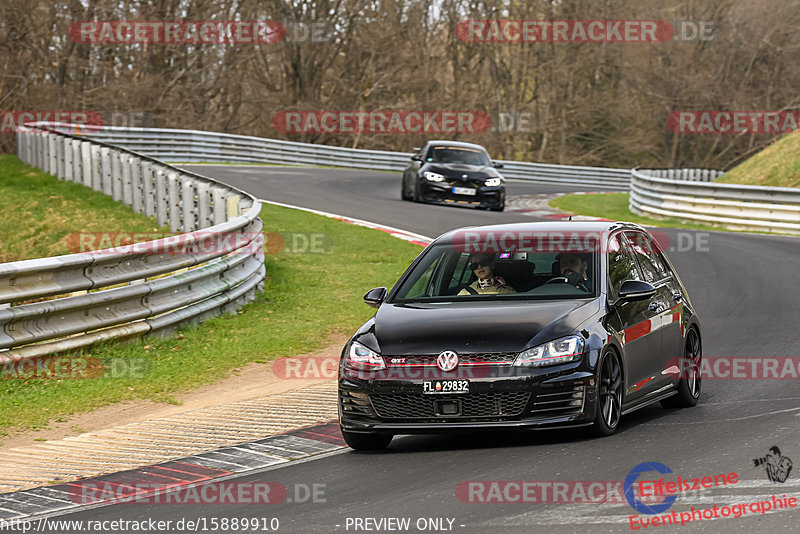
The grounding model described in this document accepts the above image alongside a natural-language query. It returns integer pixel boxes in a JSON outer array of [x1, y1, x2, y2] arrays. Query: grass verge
[[0, 202, 423, 435], [0, 155, 165, 262], [717, 133, 800, 188], [549, 192, 735, 231]]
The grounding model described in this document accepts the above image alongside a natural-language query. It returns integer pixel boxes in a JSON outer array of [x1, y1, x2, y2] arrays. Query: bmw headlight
[[345, 341, 386, 371], [423, 171, 446, 182], [513, 336, 585, 367], [484, 177, 502, 187]]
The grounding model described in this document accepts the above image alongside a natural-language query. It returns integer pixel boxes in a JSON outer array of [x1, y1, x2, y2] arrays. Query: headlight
[[484, 177, 502, 186], [513, 336, 585, 367], [345, 341, 386, 371], [423, 171, 446, 182]]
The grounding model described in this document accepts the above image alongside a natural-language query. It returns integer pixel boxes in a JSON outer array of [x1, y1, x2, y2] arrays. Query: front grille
[[384, 353, 515, 367], [530, 385, 585, 416], [370, 391, 530, 419]]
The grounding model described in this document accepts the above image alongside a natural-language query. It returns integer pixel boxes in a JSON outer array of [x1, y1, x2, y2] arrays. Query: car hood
[[424, 163, 501, 178], [356, 298, 601, 356]]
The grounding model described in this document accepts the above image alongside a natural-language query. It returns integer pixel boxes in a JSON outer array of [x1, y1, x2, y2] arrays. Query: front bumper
[[419, 180, 504, 208], [339, 369, 597, 434]]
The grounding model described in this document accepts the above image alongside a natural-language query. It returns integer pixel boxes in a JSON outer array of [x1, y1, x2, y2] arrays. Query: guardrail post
[[18, 130, 28, 164], [29, 131, 37, 165], [167, 170, 181, 232], [63, 136, 73, 182], [29, 130, 36, 167], [81, 141, 93, 187], [18, 130, 27, 164], [70, 139, 82, 182], [121, 154, 134, 205], [56, 135, 67, 180], [27, 131, 35, 165], [227, 195, 241, 220], [39, 130, 46, 171], [47, 133, 57, 176], [37, 130, 45, 169], [90, 145, 102, 191], [181, 177, 198, 232], [111, 150, 123, 201], [155, 166, 168, 225], [196, 182, 212, 228], [129, 157, 143, 212], [100, 147, 113, 195], [16, 130, 25, 162], [212, 187, 227, 225], [141, 161, 156, 218]]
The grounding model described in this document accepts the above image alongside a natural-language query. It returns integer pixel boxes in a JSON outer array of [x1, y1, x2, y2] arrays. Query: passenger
[[556, 252, 590, 289], [458, 253, 515, 295]]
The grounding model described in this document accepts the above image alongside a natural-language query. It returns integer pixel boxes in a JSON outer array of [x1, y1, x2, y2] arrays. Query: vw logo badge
[[462, 174, 468, 179], [436, 350, 459, 371]]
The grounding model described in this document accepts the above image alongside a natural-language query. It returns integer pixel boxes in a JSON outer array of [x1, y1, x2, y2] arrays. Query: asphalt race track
[[51, 166, 800, 533]]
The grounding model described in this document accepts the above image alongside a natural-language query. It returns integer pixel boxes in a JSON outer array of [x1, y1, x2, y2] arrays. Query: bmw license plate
[[422, 379, 469, 394], [452, 187, 476, 196]]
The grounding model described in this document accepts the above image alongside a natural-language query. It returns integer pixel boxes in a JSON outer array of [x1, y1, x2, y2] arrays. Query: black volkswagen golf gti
[[338, 221, 702, 450], [401, 140, 506, 211]]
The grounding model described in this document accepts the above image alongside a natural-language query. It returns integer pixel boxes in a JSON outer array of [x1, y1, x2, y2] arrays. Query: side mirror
[[492, 160, 504, 168], [364, 287, 388, 309], [411, 154, 422, 161], [617, 280, 656, 303]]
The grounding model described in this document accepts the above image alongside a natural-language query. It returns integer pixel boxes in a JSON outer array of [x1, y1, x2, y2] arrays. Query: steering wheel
[[544, 275, 589, 292]]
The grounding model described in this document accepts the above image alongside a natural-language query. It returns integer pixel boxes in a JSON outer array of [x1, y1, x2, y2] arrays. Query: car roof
[[423, 140, 489, 151], [433, 220, 648, 245]]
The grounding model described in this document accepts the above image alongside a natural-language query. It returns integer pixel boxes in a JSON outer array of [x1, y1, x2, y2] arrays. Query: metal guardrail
[[1, 124, 265, 361], [630, 168, 800, 235], [83, 126, 632, 190]]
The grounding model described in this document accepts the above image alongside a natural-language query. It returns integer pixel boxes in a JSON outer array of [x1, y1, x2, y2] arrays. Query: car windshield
[[391, 243, 598, 302], [427, 146, 491, 166]]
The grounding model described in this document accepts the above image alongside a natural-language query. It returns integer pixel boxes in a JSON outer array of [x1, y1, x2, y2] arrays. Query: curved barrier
[[83, 126, 632, 190], [1, 125, 265, 361], [631, 168, 800, 234]]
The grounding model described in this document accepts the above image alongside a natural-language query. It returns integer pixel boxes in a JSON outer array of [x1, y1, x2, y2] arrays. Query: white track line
[[258, 198, 433, 244]]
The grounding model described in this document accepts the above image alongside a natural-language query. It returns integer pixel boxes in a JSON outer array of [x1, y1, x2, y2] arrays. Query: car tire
[[342, 429, 393, 451], [661, 327, 702, 409], [401, 177, 410, 200], [412, 179, 421, 202], [490, 203, 505, 212], [589, 349, 623, 437]]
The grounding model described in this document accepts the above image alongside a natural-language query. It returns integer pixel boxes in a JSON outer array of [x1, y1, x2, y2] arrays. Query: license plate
[[422, 379, 469, 394], [452, 187, 476, 196]]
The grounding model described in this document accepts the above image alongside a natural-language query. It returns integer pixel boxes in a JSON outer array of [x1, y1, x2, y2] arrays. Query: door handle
[[649, 302, 661, 312], [672, 293, 683, 302]]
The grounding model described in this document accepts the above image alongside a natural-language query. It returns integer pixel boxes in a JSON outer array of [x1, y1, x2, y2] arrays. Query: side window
[[398, 255, 442, 299], [624, 232, 669, 283], [447, 254, 472, 292], [607, 233, 641, 297]]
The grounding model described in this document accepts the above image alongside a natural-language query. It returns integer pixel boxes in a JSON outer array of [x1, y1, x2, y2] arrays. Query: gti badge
[[436, 350, 459, 371]]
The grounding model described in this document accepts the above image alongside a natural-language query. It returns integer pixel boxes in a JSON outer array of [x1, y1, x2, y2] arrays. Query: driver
[[556, 252, 590, 290], [459, 253, 515, 295]]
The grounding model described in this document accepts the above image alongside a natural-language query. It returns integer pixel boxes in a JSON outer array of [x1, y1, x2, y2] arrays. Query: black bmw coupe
[[338, 221, 702, 450], [401, 141, 506, 211]]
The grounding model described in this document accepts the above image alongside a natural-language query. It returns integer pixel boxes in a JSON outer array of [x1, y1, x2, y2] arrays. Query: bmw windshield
[[427, 146, 491, 166]]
